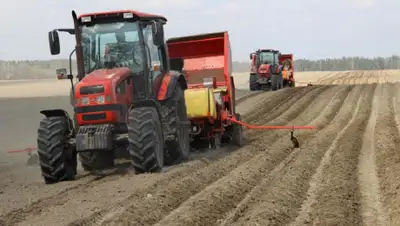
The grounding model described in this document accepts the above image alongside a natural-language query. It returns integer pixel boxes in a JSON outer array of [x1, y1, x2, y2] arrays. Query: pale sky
[[0, 0, 398, 61]]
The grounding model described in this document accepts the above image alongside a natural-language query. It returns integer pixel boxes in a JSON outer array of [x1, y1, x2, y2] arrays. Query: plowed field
[[1, 70, 400, 226]]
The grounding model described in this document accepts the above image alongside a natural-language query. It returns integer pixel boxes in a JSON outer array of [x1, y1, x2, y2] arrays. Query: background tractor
[[249, 49, 295, 91], [38, 9, 191, 184]]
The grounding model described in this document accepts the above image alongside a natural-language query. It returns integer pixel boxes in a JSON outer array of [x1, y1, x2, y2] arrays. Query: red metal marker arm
[[227, 117, 317, 130], [7, 147, 36, 153]]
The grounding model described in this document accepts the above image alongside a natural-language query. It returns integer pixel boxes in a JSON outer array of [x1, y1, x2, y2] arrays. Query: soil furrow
[[291, 83, 375, 226], [235, 90, 263, 104], [357, 84, 388, 226], [248, 86, 329, 142], [68, 85, 325, 226], [1, 159, 215, 226], [374, 83, 400, 226], [244, 87, 307, 123], [219, 84, 363, 226], [252, 86, 324, 125], [154, 85, 351, 226], [314, 72, 334, 84]]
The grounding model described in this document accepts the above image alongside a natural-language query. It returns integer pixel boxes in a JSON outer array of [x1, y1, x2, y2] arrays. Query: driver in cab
[[112, 31, 132, 67]]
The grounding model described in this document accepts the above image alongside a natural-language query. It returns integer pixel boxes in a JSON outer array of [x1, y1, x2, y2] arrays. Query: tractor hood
[[80, 67, 131, 84]]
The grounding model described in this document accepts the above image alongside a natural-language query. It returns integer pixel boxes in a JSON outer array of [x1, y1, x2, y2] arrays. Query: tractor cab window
[[142, 23, 162, 82], [81, 21, 144, 75], [258, 52, 277, 65]]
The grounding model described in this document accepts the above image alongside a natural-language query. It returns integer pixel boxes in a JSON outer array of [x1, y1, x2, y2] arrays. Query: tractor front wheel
[[249, 74, 260, 91], [271, 73, 283, 91], [128, 107, 164, 173], [37, 116, 77, 184]]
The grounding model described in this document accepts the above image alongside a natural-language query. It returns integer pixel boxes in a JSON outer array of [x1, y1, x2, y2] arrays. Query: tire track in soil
[[289, 84, 375, 226], [153, 85, 352, 226], [217, 84, 361, 226], [0, 88, 266, 226], [374, 83, 400, 226], [357, 84, 388, 226], [5, 88, 304, 226], [67, 85, 327, 226]]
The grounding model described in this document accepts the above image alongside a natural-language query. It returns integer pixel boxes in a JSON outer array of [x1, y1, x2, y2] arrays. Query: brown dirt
[[1, 70, 400, 226]]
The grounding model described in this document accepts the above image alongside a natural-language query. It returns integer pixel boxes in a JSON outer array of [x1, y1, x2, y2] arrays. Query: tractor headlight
[[96, 95, 105, 104], [81, 97, 89, 105]]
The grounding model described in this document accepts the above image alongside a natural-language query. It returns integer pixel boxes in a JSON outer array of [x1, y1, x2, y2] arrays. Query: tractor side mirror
[[249, 53, 253, 60], [251, 55, 256, 65], [152, 22, 164, 46], [48, 30, 60, 55], [56, 68, 72, 80]]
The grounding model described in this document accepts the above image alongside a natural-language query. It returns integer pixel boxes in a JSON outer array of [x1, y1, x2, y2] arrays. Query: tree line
[[231, 55, 400, 72], [0, 55, 399, 79]]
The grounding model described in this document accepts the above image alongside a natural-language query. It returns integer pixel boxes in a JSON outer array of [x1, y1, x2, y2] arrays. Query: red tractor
[[39, 10, 191, 184], [249, 49, 295, 91]]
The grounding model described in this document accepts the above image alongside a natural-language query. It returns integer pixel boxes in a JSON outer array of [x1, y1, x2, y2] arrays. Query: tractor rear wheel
[[249, 74, 260, 91], [37, 116, 77, 184], [163, 85, 190, 165], [128, 107, 164, 173], [79, 151, 114, 171], [231, 113, 244, 146]]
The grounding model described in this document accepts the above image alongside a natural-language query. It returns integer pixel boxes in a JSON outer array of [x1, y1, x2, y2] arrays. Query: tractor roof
[[257, 49, 279, 53], [78, 9, 167, 22]]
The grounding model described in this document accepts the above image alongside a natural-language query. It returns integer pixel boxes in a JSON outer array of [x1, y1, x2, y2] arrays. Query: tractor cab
[[250, 49, 281, 68], [49, 10, 169, 103]]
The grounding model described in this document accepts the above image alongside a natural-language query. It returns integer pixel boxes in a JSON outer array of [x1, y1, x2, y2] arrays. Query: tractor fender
[[39, 109, 75, 133], [157, 71, 188, 101]]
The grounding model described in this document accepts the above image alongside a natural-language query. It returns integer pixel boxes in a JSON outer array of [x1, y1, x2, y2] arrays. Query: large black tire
[[163, 86, 190, 165], [249, 74, 260, 91], [271, 73, 282, 91], [78, 151, 114, 171], [128, 107, 164, 173], [232, 113, 244, 146], [37, 116, 77, 184]]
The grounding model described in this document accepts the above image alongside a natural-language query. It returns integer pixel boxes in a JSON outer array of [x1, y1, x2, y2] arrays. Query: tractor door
[[141, 22, 165, 98]]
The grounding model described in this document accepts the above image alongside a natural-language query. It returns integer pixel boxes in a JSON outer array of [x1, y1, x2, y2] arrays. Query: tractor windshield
[[80, 21, 144, 75], [258, 52, 277, 65]]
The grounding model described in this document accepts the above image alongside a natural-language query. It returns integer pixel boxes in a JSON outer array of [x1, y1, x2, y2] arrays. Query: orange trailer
[[167, 32, 243, 148]]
